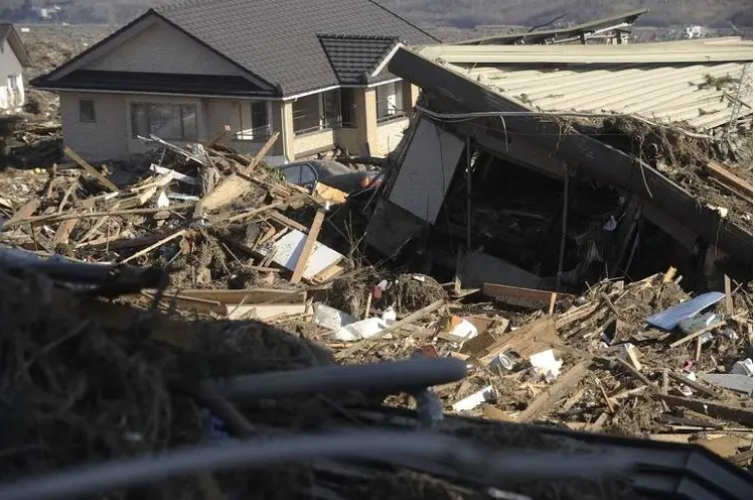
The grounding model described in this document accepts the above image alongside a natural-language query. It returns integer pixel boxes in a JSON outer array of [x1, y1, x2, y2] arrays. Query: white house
[[0, 23, 32, 114]]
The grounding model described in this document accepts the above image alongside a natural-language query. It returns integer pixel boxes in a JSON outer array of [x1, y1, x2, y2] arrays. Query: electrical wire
[[203, 357, 468, 401], [0, 430, 635, 500]]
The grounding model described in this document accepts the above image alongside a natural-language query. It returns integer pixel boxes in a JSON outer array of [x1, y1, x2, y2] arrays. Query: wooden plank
[[669, 321, 726, 347], [724, 274, 734, 316], [120, 229, 187, 264], [53, 219, 78, 246], [730, 449, 753, 466], [705, 161, 753, 198], [517, 361, 590, 422], [4, 203, 194, 229], [667, 371, 722, 399], [226, 303, 307, 321], [614, 356, 653, 386], [204, 125, 231, 148], [290, 208, 325, 284], [7, 199, 41, 225], [654, 394, 753, 426], [269, 210, 308, 232], [161, 288, 306, 305], [201, 174, 252, 212], [482, 282, 573, 308], [243, 131, 279, 175], [334, 299, 445, 360], [64, 146, 119, 192], [476, 317, 560, 366]]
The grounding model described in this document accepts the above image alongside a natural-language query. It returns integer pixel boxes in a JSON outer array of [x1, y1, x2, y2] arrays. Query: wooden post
[[243, 131, 280, 175], [64, 146, 119, 192], [290, 208, 325, 284]]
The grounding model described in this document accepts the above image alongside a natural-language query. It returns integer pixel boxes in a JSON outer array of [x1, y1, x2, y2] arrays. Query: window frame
[[236, 100, 272, 141], [79, 99, 96, 123], [130, 102, 198, 141], [376, 81, 405, 123]]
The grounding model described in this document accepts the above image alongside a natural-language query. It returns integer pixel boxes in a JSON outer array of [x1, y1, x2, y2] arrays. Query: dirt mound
[[384, 274, 447, 315]]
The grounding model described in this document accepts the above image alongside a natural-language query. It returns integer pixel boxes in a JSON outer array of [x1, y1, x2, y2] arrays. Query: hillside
[[1, 0, 752, 28]]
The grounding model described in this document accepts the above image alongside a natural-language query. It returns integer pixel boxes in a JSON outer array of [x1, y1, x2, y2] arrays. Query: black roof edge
[[2, 24, 32, 67], [35, 8, 280, 95]]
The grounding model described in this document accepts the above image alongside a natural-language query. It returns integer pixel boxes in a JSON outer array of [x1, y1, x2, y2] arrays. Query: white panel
[[388, 118, 465, 222], [266, 229, 343, 280]]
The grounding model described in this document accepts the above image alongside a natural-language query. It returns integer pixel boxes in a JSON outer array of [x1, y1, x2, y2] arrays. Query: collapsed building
[[366, 38, 753, 294]]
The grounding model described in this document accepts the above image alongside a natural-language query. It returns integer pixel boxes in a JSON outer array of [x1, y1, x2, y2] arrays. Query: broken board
[[264, 229, 343, 281]]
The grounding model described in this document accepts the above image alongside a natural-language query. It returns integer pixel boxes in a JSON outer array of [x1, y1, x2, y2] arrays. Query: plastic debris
[[529, 349, 563, 383], [452, 385, 496, 412], [646, 292, 725, 330]]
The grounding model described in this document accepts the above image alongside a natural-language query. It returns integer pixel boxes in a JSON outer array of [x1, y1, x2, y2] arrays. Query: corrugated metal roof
[[418, 39, 753, 130]]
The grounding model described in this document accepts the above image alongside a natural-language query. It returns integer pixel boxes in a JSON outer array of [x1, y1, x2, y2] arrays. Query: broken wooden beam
[[482, 283, 574, 309], [669, 321, 726, 348], [4, 203, 194, 230], [290, 208, 325, 284], [518, 361, 590, 422], [704, 161, 753, 198], [475, 317, 560, 366], [243, 131, 279, 175], [64, 146, 119, 192], [120, 229, 187, 264], [667, 372, 722, 399], [653, 394, 753, 426]]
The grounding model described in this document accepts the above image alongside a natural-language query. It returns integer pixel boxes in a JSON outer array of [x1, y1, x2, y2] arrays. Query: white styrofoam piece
[[447, 318, 478, 341], [330, 317, 389, 342], [452, 385, 496, 412], [268, 229, 343, 280], [314, 303, 356, 331], [150, 163, 197, 185], [529, 349, 563, 382]]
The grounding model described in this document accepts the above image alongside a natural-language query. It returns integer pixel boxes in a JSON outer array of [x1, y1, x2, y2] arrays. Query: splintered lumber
[[476, 317, 559, 366], [269, 210, 308, 232], [290, 208, 325, 284], [242, 132, 279, 175], [201, 174, 252, 212], [654, 394, 753, 426], [205, 125, 231, 148], [64, 146, 119, 192], [669, 321, 726, 347], [120, 229, 187, 264], [517, 361, 590, 422], [482, 283, 573, 309], [555, 300, 601, 329], [334, 299, 445, 360], [4, 203, 194, 229], [705, 161, 753, 198], [724, 275, 734, 316], [614, 356, 653, 386], [53, 219, 78, 246], [159, 288, 306, 305], [667, 372, 722, 399], [7, 199, 40, 225]]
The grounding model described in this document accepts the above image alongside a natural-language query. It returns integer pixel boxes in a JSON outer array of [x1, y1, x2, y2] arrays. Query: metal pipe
[[0, 430, 633, 500], [203, 357, 468, 401]]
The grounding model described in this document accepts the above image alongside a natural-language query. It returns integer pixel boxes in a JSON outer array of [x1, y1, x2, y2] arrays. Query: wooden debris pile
[[317, 270, 753, 468], [0, 130, 354, 324]]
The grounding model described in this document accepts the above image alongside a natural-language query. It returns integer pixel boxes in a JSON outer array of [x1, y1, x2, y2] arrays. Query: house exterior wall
[[60, 92, 128, 160], [0, 38, 25, 113], [335, 127, 359, 154], [376, 117, 409, 155], [86, 21, 244, 76], [293, 128, 336, 158]]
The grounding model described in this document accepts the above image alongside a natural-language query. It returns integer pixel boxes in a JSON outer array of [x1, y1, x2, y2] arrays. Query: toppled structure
[[366, 38, 753, 291]]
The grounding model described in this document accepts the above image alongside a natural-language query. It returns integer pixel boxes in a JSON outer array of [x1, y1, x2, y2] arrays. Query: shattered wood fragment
[[120, 229, 187, 264], [201, 174, 252, 212], [158, 288, 307, 305], [269, 210, 308, 232], [242, 132, 279, 175], [7, 199, 40, 225], [476, 317, 559, 366], [482, 283, 573, 309], [517, 361, 590, 423], [667, 372, 722, 399], [64, 146, 119, 192], [53, 219, 78, 246], [724, 274, 734, 316], [704, 161, 753, 198], [555, 301, 600, 329], [4, 203, 194, 230], [334, 299, 445, 360], [669, 321, 726, 347], [653, 394, 753, 426], [730, 449, 753, 466], [204, 125, 231, 148], [614, 357, 653, 386], [291, 208, 326, 284]]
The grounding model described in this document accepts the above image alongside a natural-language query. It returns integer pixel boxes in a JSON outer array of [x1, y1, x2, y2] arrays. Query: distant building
[[0, 23, 32, 115]]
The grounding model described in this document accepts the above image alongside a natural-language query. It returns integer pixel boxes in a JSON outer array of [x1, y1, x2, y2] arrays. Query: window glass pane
[[293, 94, 321, 134], [322, 90, 341, 128], [251, 101, 269, 137], [131, 103, 149, 138], [181, 105, 198, 141], [149, 104, 182, 139], [80, 100, 96, 122], [340, 89, 355, 127]]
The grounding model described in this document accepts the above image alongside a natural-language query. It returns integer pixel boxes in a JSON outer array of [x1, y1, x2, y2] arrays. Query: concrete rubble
[[0, 20, 751, 500]]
